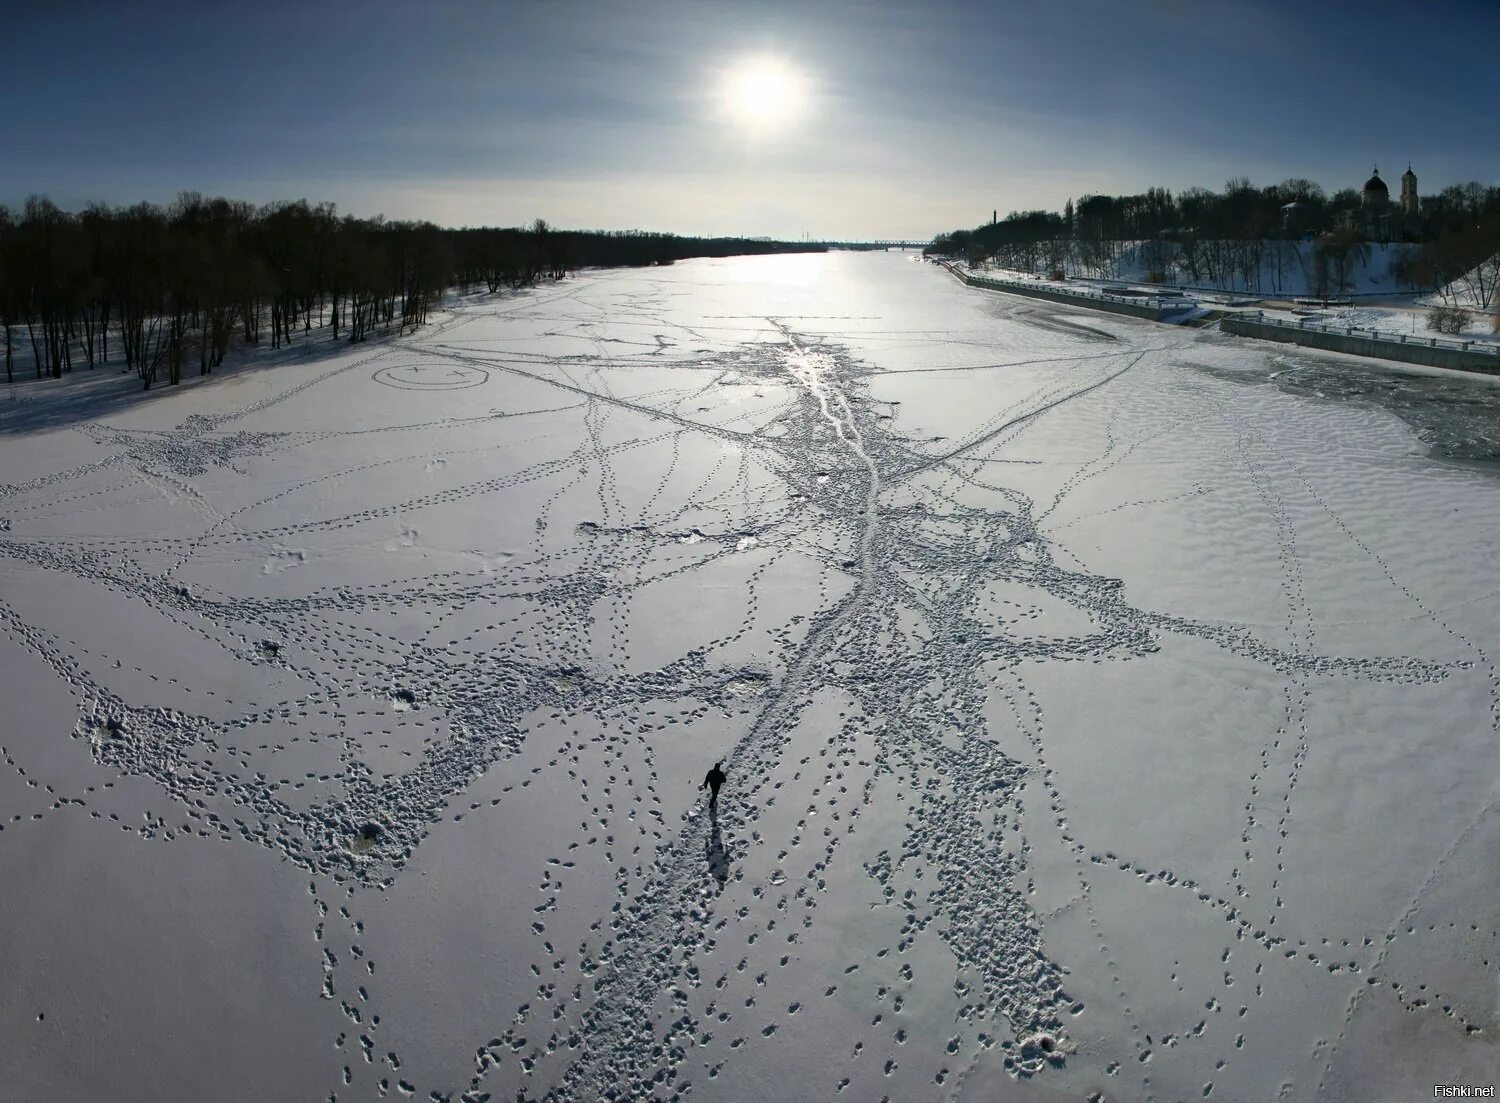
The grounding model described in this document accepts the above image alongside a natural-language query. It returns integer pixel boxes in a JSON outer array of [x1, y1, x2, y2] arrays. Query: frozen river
[[1, 252, 1495, 1101]]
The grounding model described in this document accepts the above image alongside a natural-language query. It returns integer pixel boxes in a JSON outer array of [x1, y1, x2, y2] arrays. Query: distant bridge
[[814, 240, 929, 252]]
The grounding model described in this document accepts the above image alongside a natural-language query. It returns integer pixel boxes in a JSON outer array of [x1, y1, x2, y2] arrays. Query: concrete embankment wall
[[1220, 316, 1500, 376], [943, 260, 1500, 378], [943, 265, 1179, 322]]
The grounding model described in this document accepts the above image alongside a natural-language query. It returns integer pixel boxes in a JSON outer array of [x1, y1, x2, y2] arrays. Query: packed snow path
[[1, 253, 1495, 1102]]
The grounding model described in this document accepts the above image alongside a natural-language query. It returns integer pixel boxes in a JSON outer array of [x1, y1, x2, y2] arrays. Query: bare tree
[[0, 205, 14, 384]]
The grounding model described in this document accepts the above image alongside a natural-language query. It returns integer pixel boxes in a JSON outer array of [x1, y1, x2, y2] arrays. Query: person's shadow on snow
[[705, 805, 730, 891]]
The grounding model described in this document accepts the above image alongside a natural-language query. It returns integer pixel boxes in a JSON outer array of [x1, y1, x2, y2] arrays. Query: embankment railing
[[939, 262, 1194, 314], [1244, 311, 1500, 359]]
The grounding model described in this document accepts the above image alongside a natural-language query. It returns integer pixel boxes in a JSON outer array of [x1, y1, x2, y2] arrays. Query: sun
[[719, 56, 809, 133]]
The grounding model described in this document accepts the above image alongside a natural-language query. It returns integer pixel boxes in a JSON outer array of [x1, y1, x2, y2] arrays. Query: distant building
[[1399, 164, 1419, 217], [1280, 200, 1313, 232], [1340, 164, 1420, 241]]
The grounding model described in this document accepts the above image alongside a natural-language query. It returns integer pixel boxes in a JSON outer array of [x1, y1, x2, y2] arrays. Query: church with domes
[[1350, 164, 1421, 239]]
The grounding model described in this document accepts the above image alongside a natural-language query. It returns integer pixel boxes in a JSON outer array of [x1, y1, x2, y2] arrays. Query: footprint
[[384, 524, 419, 552], [261, 547, 307, 574], [462, 549, 516, 574]]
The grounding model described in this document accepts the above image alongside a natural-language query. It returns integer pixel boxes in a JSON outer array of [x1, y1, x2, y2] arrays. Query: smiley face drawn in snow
[[372, 363, 489, 391]]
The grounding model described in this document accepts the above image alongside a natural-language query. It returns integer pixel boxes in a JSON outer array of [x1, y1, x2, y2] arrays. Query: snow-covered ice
[[1, 252, 1495, 1102]]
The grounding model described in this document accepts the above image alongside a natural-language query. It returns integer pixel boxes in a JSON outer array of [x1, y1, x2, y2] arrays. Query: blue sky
[[5, 0, 1496, 238]]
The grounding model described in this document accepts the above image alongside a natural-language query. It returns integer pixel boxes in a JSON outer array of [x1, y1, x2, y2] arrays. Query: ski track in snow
[[0, 255, 1495, 1103]]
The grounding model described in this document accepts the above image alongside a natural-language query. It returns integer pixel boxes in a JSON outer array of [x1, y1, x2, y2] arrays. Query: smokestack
[[992, 209, 997, 225]]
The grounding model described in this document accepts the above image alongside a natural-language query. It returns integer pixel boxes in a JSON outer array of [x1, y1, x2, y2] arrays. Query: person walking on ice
[[703, 761, 727, 809]]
